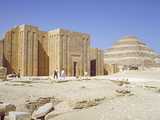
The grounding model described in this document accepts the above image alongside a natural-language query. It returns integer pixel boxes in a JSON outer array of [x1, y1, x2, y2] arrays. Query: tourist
[[17, 69, 20, 78], [83, 71, 88, 80], [84, 71, 88, 77], [54, 68, 58, 79], [60, 68, 65, 80]]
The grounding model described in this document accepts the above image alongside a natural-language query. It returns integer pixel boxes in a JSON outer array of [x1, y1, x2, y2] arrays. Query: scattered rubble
[[144, 85, 157, 89], [143, 85, 160, 93], [54, 80, 69, 83], [71, 100, 98, 109], [115, 87, 133, 96], [69, 98, 105, 110], [5, 83, 26, 86], [111, 80, 130, 86], [25, 97, 60, 113]]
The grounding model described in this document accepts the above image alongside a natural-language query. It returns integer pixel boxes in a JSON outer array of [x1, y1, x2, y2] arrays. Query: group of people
[[53, 68, 65, 80]]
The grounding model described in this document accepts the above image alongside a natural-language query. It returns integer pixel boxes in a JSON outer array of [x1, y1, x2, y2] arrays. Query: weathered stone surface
[[0, 40, 3, 67], [48, 29, 91, 76], [0, 67, 7, 81], [1, 25, 104, 77], [0, 104, 5, 112], [32, 103, 54, 119], [115, 87, 132, 96], [90, 48, 104, 76], [38, 32, 49, 76], [25, 97, 58, 113], [69, 100, 98, 109], [0, 103, 16, 114], [4, 103, 16, 114], [9, 112, 31, 120], [45, 101, 73, 120], [111, 80, 130, 86], [104, 36, 160, 74]]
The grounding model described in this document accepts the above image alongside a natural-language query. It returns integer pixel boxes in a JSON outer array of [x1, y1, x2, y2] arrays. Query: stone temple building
[[0, 24, 104, 76], [0, 40, 3, 66], [104, 36, 160, 74]]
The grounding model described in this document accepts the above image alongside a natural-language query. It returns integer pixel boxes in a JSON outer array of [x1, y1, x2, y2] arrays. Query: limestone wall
[[17, 25, 39, 76], [48, 29, 90, 76], [3, 25, 39, 76], [104, 64, 119, 75], [3, 27, 19, 74], [90, 48, 104, 75], [48, 29, 61, 75], [38, 31, 49, 76], [2, 25, 103, 77], [0, 67, 7, 80], [0, 40, 3, 66], [59, 29, 90, 76]]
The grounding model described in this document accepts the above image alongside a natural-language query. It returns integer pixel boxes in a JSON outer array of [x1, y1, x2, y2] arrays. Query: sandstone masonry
[[0, 24, 104, 76]]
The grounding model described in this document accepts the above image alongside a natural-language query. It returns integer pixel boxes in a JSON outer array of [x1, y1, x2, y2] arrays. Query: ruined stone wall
[[90, 48, 104, 75]]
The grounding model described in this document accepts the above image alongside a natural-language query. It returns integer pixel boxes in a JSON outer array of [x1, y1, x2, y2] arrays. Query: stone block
[[32, 103, 54, 119], [0, 103, 16, 114], [45, 101, 72, 120], [9, 112, 31, 120]]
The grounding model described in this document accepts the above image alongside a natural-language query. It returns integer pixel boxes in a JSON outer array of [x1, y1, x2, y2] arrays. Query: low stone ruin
[[69, 97, 105, 110], [9, 112, 31, 120], [115, 87, 133, 96], [25, 97, 60, 113], [0, 102, 16, 120], [0, 103, 16, 114]]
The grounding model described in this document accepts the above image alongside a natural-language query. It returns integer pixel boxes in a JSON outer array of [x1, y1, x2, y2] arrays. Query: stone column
[[32, 32, 38, 76], [27, 31, 32, 76], [23, 30, 28, 75]]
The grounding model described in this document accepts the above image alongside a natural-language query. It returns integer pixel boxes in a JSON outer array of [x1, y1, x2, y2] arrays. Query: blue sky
[[0, 0, 160, 52]]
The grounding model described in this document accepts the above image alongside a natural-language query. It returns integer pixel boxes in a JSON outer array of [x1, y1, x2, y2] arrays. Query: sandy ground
[[0, 70, 160, 120]]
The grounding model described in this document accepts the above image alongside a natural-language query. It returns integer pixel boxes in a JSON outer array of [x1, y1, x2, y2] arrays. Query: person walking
[[60, 68, 65, 80], [17, 69, 21, 79], [54, 68, 58, 79]]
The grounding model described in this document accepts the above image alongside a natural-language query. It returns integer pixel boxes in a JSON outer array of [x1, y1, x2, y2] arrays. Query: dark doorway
[[73, 62, 77, 76], [90, 59, 96, 76]]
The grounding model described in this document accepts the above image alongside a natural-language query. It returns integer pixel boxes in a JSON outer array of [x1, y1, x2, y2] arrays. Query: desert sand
[[1, 70, 160, 120]]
